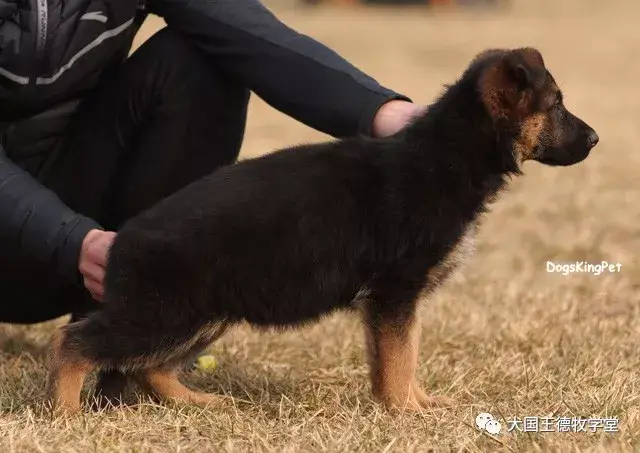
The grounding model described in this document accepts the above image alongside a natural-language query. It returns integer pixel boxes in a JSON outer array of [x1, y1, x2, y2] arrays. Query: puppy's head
[[474, 47, 598, 166]]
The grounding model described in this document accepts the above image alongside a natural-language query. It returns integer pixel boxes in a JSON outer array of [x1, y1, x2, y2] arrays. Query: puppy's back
[[104, 137, 412, 326]]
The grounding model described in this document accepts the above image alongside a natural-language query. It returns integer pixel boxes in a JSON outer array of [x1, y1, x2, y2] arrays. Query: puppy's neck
[[401, 84, 521, 203]]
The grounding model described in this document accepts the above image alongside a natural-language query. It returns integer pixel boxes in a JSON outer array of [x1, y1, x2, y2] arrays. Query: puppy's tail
[[61, 311, 202, 373]]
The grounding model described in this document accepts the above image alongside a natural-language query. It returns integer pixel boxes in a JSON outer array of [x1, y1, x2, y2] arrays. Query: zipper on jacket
[[32, 0, 48, 87], [36, 0, 48, 54]]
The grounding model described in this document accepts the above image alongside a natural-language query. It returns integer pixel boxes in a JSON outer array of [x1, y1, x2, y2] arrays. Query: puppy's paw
[[411, 381, 455, 408], [377, 383, 455, 413], [50, 398, 82, 416], [415, 393, 455, 409]]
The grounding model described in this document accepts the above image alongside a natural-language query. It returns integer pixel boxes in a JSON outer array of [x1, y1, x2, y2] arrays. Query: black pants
[[0, 29, 249, 324]]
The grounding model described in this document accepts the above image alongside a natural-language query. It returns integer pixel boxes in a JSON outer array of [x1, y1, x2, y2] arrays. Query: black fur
[[61, 48, 596, 375]]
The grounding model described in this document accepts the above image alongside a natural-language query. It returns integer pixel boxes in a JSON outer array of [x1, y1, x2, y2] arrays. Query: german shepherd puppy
[[48, 48, 598, 414]]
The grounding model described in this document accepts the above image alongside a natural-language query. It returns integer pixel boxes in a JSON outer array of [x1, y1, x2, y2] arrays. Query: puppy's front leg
[[362, 300, 453, 411]]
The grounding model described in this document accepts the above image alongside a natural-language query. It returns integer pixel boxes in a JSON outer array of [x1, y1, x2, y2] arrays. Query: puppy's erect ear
[[479, 47, 547, 122], [503, 48, 546, 90]]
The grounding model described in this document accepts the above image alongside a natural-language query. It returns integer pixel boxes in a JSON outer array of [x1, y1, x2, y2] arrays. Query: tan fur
[[356, 223, 476, 411], [363, 310, 453, 410], [48, 329, 96, 414], [47, 321, 231, 413], [513, 112, 546, 163], [141, 368, 223, 406], [363, 310, 420, 409]]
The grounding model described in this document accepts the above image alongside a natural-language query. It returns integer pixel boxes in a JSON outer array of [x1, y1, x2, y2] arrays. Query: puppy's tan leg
[[363, 308, 452, 411], [141, 368, 223, 406], [135, 321, 232, 406], [48, 329, 96, 414]]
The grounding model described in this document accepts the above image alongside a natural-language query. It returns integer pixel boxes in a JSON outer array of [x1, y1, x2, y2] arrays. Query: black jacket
[[0, 0, 410, 284]]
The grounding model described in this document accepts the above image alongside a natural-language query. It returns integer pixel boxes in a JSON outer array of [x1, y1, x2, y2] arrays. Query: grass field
[[1, 0, 639, 451]]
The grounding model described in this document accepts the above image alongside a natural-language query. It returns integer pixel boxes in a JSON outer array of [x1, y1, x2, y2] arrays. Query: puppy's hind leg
[[139, 368, 224, 407], [137, 320, 232, 407], [69, 307, 130, 410], [47, 327, 97, 414]]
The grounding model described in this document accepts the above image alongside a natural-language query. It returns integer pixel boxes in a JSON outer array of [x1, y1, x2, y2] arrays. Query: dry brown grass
[[1, 0, 639, 451]]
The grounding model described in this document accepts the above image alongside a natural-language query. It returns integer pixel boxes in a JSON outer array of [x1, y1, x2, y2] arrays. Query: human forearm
[[0, 148, 102, 283], [148, 0, 411, 138]]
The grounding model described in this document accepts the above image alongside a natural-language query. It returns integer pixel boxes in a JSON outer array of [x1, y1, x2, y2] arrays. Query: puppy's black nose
[[586, 130, 599, 149]]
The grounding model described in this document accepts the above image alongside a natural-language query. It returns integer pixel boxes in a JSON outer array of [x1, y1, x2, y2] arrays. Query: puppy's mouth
[[535, 146, 591, 167]]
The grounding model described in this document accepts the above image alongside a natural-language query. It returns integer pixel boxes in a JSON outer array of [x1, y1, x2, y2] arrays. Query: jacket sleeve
[[0, 147, 102, 283], [145, 0, 411, 138]]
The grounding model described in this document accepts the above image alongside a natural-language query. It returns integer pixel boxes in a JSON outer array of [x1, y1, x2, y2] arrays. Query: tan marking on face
[[513, 113, 547, 163]]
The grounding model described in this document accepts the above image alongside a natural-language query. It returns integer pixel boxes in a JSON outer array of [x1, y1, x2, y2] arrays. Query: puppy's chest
[[350, 221, 478, 309], [424, 221, 478, 291]]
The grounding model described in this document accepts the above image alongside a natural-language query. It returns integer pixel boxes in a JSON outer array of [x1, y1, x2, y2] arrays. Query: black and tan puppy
[[48, 47, 598, 414]]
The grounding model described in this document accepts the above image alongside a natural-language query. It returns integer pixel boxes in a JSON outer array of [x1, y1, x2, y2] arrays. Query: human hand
[[79, 229, 116, 301], [371, 100, 427, 138]]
